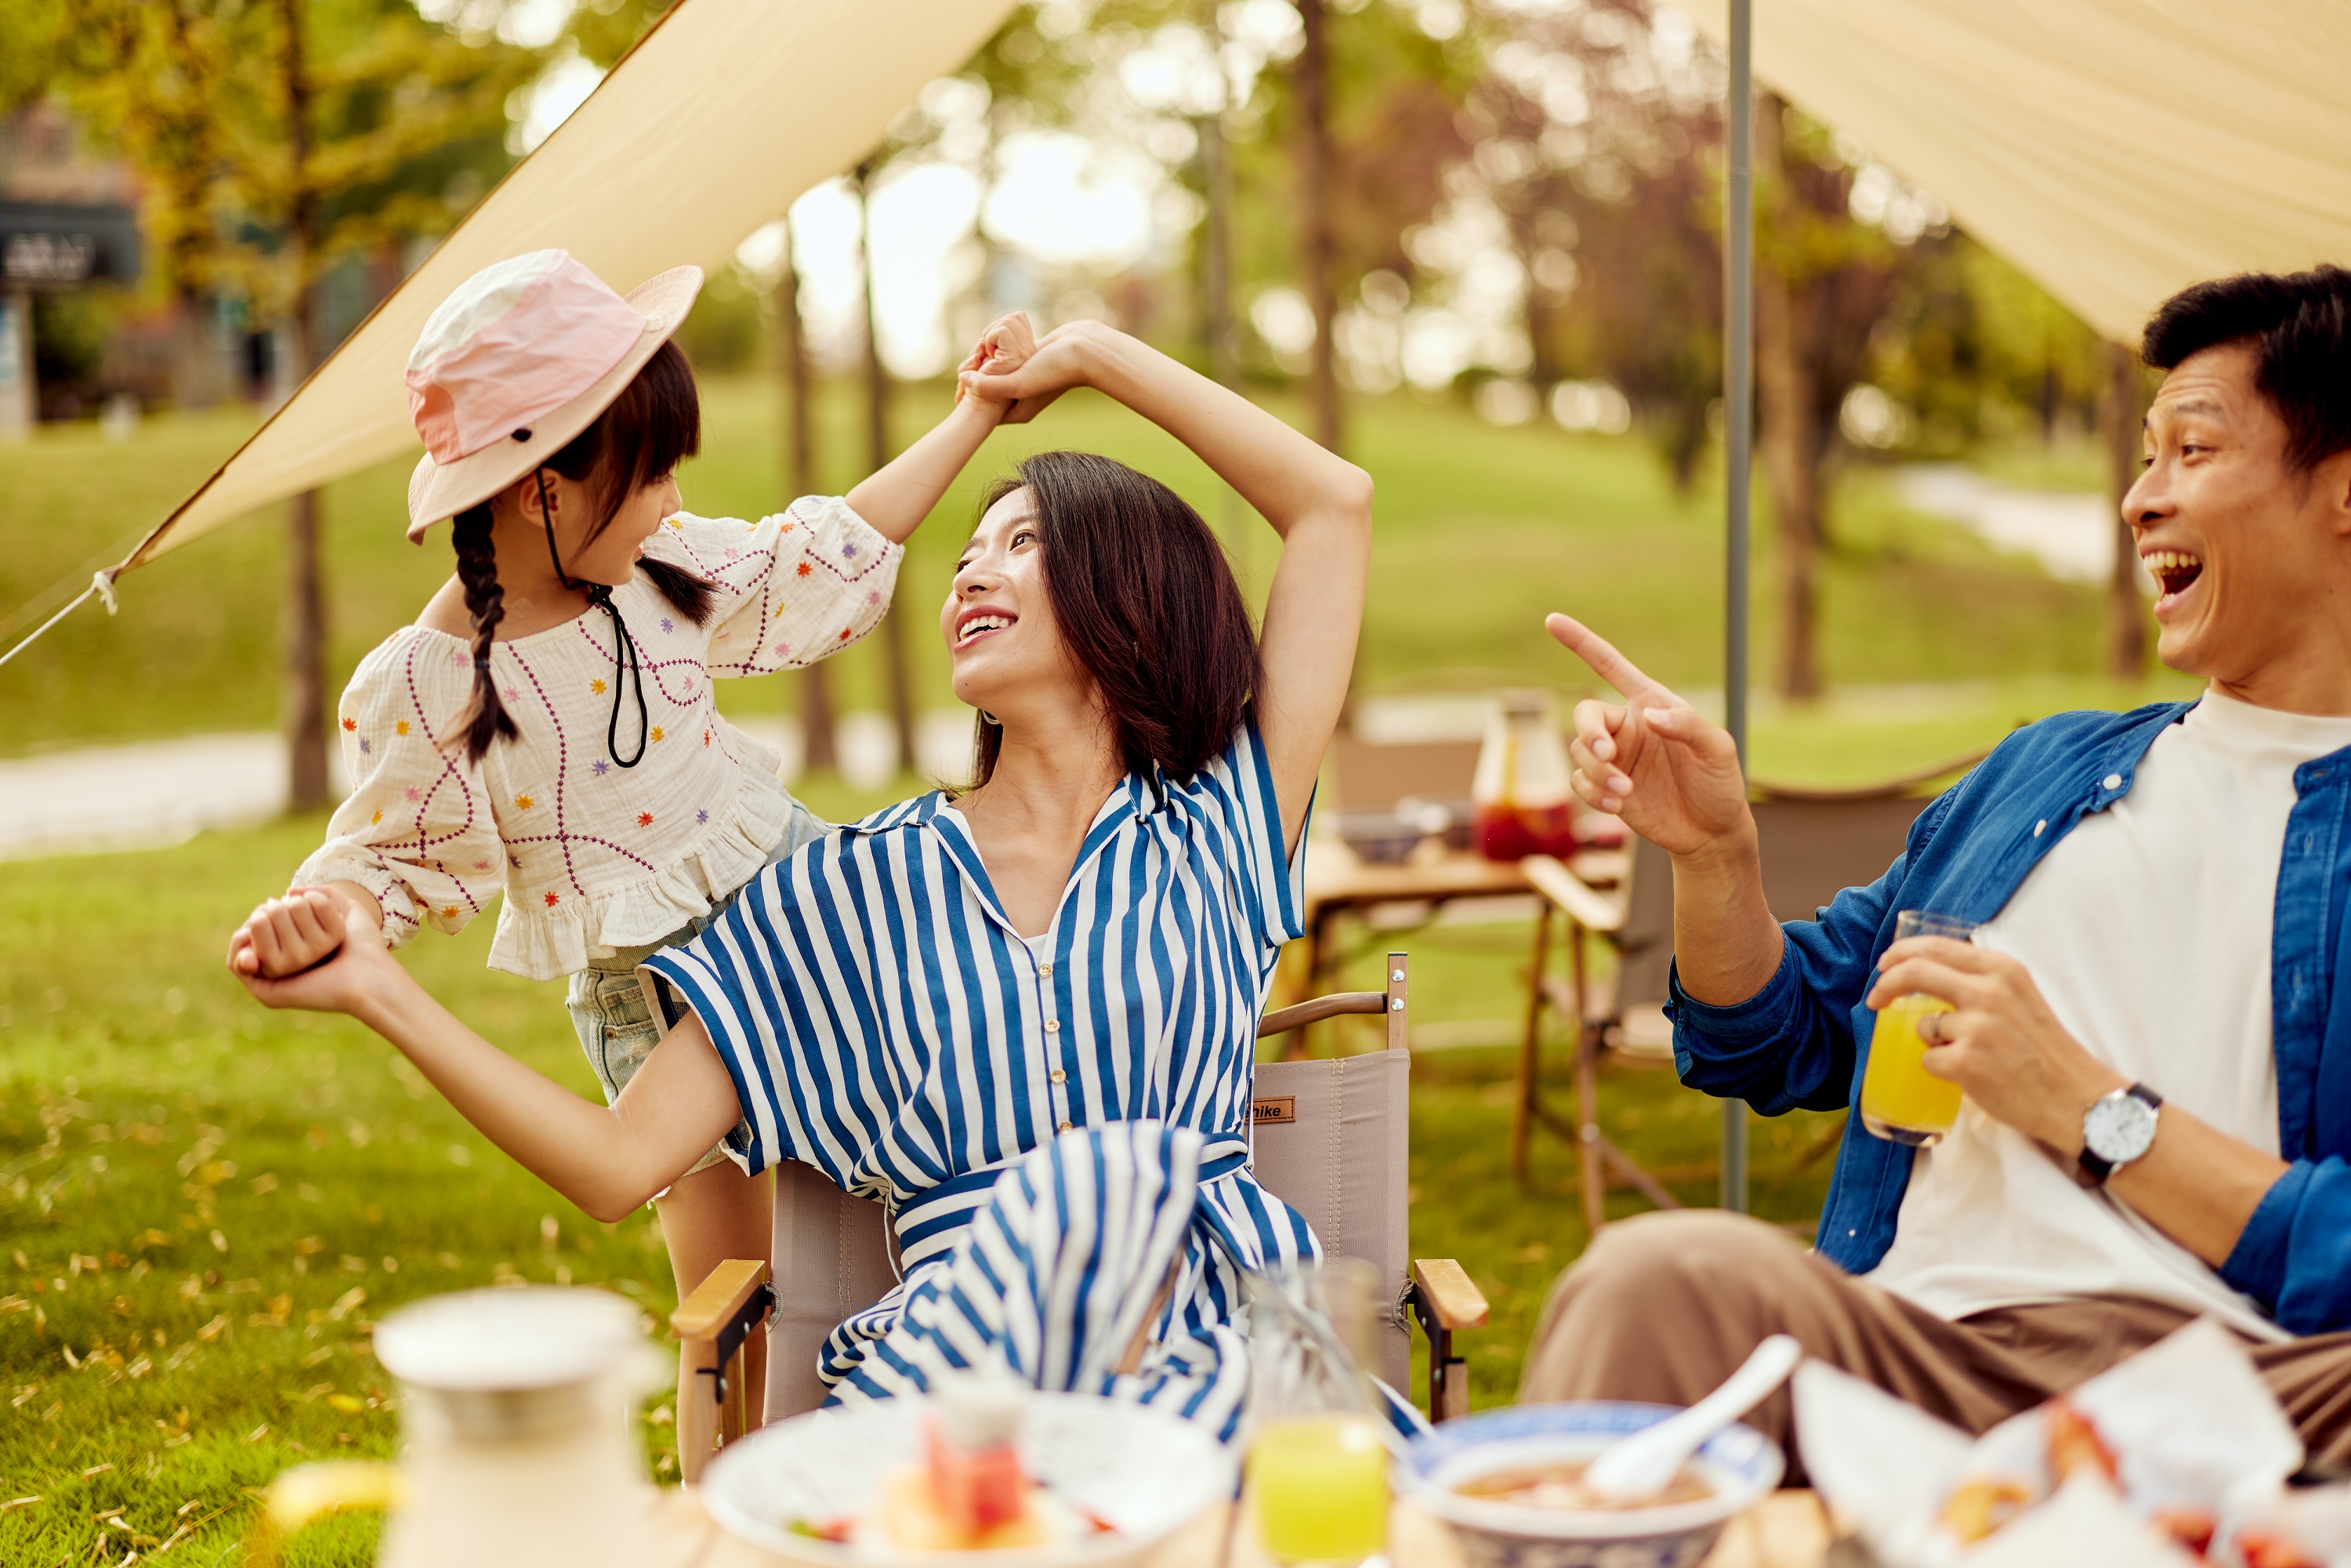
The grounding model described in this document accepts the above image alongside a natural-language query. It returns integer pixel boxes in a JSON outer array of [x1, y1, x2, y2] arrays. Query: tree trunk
[[1754, 252, 1823, 703], [773, 215, 838, 775], [1294, 0, 1341, 454], [279, 0, 330, 811], [2102, 339, 2150, 680], [856, 161, 917, 779]]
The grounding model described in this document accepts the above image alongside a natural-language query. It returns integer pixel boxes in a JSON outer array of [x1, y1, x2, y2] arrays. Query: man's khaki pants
[[1520, 1211, 2351, 1476]]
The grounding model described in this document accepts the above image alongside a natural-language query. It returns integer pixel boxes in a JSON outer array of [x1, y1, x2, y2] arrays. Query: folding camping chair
[[669, 952, 1491, 1483], [1510, 751, 1987, 1233]]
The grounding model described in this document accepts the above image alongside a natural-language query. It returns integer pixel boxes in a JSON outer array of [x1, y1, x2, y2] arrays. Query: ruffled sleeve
[[291, 632, 504, 948], [644, 498, 902, 679]]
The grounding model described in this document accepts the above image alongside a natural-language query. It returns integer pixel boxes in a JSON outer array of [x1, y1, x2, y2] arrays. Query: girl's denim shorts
[[562, 803, 823, 1178]]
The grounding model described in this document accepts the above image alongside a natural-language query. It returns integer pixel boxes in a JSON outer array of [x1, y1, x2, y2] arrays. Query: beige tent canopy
[[107, 0, 1017, 580], [1683, 0, 2351, 344]]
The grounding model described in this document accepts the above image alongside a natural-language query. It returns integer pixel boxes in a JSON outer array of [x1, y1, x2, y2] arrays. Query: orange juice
[[1248, 1414, 1388, 1565], [1861, 994, 1963, 1145]]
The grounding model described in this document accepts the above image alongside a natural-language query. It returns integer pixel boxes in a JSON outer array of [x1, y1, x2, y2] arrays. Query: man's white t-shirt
[[1864, 689, 2351, 1341]]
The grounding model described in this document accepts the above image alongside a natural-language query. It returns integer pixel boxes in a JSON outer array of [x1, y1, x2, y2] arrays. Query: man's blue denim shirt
[[1668, 700, 2351, 1335]]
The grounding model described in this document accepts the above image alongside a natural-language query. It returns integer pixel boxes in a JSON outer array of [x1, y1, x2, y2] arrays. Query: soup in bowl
[[1400, 1403, 1782, 1568]]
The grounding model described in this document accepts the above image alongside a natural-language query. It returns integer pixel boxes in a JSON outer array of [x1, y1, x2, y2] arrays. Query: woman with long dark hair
[[232, 316, 1373, 1436]]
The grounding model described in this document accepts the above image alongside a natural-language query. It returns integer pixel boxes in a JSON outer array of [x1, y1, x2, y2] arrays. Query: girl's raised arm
[[234, 889, 742, 1221], [962, 324, 1373, 852]]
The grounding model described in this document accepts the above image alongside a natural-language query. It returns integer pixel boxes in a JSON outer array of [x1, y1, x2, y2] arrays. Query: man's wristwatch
[[2079, 1082, 2164, 1185]]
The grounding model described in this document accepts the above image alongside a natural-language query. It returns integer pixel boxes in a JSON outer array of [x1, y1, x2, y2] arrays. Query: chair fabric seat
[[762, 1049, 1415, 1418]]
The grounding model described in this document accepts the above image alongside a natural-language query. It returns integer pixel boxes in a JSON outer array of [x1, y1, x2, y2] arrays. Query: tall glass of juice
[[1859, 911, 1976, 1146], [1244, 1260, 1388, 1568]]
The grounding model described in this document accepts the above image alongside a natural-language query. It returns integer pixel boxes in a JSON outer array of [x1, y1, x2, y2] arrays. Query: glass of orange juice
[[1860, 911, 1976, 1146], [1244, 1260, 1389, 1568]]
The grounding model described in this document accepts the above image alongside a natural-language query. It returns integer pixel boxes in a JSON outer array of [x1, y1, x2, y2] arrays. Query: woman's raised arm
[[963, 324, 1373, 850], [232, 889, 742, 1221]]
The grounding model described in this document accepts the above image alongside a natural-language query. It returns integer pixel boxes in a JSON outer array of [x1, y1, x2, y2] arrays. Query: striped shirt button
[[1050, 1069, 1067, 1085], [1045, 1018, 1060, 1033], [1039, 961, 1053, 978], [1058, 1120, 1073, 1132]]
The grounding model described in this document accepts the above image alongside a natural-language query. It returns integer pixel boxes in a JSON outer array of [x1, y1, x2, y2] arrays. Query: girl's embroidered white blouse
[[294, 498, 899, 980]]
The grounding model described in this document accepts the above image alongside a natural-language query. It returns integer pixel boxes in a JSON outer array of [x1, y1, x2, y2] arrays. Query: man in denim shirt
[[1520, 266, 2351, 1466]]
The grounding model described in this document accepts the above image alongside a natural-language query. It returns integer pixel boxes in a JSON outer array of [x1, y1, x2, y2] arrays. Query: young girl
[[227, 249, 1028, 1418]]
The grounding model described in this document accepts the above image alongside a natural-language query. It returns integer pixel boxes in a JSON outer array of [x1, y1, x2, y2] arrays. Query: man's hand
[[959, 320, 1107, 425], [1548, 613, 1752, 859], [229, 889, 403, 1021], [1868, 936, 2125, 1153]]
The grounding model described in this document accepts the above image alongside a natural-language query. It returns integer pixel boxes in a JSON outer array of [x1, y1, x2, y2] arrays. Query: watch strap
[[2079, 1082, 2164, 1186]]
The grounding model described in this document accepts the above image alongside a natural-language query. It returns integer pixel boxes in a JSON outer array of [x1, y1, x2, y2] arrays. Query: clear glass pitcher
[[1473, 691, 1578, 862], [1244, 1258, 1390, 1568], [246, 1287, 679, 1568]]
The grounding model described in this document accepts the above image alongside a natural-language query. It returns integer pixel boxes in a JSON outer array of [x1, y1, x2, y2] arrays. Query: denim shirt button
[[2103, 773, 2124, 790], [2032, 820, 2046, 838]]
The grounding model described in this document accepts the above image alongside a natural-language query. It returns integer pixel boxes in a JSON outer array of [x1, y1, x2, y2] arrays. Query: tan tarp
[[112, 0, 1017, 577], [1683, 0, 2351, 344]]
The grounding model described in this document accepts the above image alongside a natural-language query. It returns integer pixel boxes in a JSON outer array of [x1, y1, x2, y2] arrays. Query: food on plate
[[1454, 1458, 1715, 1512], [2044, 1398, 2118, 1487], [1937, 1477, 2034, 1544], [2150, 1505, 2217, 1556], [2237, 1528, 2323, 1568], [782, 1374, 1119, 1552]]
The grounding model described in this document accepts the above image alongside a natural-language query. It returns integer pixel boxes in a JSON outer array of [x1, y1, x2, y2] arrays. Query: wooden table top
[[657, 1488, 1834, 1568], [1301, 842, 1628, 914]]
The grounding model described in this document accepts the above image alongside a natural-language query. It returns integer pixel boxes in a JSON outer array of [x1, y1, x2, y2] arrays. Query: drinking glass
[[1244, 1259, 1389, 1568], [1859, 911, 1976, 1146]]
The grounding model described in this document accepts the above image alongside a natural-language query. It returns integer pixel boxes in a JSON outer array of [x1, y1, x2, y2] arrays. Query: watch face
[[2085, 1092, 2158, 1168]]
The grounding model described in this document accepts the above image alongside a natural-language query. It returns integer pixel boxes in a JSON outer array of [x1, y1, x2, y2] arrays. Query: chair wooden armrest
[[672, 1258, 774, 1485], [1260, 990, 1385, 1036], [1522, 853, 1625, 934], [1404, 1258, 1490, 1423]]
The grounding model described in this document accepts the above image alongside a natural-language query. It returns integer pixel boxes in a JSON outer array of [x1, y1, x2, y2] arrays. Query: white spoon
[[1582, 1334, 1803, 1503]]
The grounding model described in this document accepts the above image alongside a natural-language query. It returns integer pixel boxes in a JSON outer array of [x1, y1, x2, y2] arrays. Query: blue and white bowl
[[1399, 1402, 1784, 1568]]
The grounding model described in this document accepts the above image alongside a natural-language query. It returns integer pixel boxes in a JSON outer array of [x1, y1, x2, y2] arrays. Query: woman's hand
[[230, 889, 404, 1020], [1867, 936, 2125, 1151], [229, 885, 352, 980], [959, 320, 1107, 425], [953, 311, 1039, 409], [1548, 614, 1751, 859]]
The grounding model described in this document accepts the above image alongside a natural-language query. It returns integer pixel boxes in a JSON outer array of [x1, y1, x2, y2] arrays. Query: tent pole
[[1720, 0, 1755, 1215]]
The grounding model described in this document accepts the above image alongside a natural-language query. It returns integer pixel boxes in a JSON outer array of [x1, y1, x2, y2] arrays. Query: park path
[[0, 712, 979, 861]]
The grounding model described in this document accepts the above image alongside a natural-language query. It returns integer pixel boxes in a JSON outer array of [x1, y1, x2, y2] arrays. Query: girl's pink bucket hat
[[402, 250, 702, 540]]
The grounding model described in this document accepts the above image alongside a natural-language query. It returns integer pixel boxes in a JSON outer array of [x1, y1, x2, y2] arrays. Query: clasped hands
[[1546, 610, 2124, 1159]]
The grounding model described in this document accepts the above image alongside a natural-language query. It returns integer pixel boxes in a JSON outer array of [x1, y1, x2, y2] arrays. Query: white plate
[[701, 1393, 1237, 1568]]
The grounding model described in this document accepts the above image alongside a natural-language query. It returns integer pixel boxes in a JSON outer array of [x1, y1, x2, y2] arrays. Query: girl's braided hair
[[449, 339, 715, 762]]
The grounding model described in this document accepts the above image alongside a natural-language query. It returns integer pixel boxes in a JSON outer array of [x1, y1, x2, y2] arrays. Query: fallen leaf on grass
[[82, 1463, 113, 1479], [328, 1287, 366, 1320], [327, 1393, 364, 1414], [1, 1496, 39, 1512], [245, 1425, 269, 1443]]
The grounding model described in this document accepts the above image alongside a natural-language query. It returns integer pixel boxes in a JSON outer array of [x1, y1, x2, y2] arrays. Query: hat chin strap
[[537, 467, 650, 770]]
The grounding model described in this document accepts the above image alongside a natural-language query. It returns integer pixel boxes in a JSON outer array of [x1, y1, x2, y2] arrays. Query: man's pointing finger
[[1545, 613, 1659, 701]]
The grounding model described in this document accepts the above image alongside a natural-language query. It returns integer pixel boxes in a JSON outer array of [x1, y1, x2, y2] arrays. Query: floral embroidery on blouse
[[650, 726, 665, 743], [342, 718, 357, 732], [515, 793, 534, 810], [591, 679, 607, 694], [396, 720, 411, 737], [637, 812, 654, 827]]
